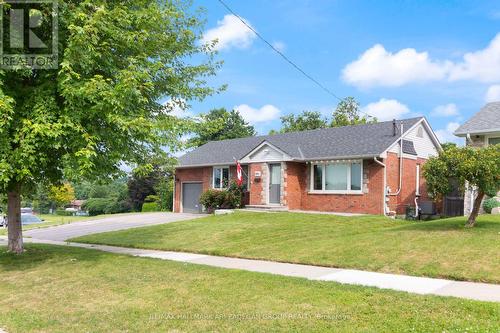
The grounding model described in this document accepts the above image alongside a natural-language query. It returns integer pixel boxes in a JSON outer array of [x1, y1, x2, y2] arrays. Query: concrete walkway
[[24, 212, 202, 241], [3, 237, 499, 303]]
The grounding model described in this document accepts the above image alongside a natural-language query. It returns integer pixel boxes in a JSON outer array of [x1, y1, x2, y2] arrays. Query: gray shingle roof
[[454, 102, 500, 136], [402, 140, 417, 155], [178, 117, 424, 167]]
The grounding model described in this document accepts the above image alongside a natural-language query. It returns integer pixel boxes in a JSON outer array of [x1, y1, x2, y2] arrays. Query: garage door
[[182, 183, 203, 213]]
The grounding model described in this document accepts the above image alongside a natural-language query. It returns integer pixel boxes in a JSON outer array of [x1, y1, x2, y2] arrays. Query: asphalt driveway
[[24, 212, 202, 241]]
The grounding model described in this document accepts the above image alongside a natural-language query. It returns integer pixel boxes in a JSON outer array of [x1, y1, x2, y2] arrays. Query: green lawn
[[0, 244, 498, 332], [73, 212, 500, 284]]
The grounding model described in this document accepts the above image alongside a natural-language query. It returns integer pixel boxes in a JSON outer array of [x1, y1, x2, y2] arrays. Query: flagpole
[[233, 157, 249, 179]]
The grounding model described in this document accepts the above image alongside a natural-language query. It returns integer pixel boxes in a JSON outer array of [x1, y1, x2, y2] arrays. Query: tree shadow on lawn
[[389, 217, 499, 232], [0, 244, 113, 273]]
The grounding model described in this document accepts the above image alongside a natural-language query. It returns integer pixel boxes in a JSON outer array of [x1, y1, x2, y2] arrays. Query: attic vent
[[417, 127, 424, 138]]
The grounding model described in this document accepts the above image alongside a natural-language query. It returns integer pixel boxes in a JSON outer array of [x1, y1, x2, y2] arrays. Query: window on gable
[[311, 161, 363, 193], [417, 127, 424, 138], [213, 167, 229, 189]]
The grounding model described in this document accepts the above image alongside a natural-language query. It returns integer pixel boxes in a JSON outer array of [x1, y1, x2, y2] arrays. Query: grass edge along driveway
[[0, 244, 499, 332], [72, 212, 500, 284]]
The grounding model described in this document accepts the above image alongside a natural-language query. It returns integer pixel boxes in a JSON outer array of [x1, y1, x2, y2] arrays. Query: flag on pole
[[236, 161, 243, 186]]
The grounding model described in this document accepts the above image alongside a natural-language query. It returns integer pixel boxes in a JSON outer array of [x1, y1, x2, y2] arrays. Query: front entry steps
[[243, 205, 289, 213]]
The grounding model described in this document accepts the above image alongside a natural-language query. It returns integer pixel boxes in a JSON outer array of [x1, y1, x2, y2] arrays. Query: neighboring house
[[67, 200, 85, 211], [174, 117, 442, 215], [454, 102, 500, 216]]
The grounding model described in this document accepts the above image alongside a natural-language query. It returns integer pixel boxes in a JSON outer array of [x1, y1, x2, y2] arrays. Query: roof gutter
[[454, 127, 500, 136], [176, 162, 237, 169]]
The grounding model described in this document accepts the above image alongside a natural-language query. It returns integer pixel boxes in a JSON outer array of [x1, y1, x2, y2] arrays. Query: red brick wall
[[248, 163, 266, 205], [285, 160, 385, 215], [173, 166, 239, 212], [175, 156, 431, 215], [385, 152, 430, 214]]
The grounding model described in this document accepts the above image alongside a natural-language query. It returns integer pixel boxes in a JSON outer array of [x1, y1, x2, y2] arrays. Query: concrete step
[[243, 205, 289, 212]]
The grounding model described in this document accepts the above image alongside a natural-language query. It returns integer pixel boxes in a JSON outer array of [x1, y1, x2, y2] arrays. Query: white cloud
[[342, 44, 450, 88], [343, 33, 500, 88], [202, 14, 255, 51], [485, 84, 500, 103], [272, 41, 286, 52], [448, 34, 500, 82], [362, 98, 410, 121], [435, 122, 462, 144], [234, 104, 281, 124], [432, 103, 459, 117], [163, 98, 193, 118]]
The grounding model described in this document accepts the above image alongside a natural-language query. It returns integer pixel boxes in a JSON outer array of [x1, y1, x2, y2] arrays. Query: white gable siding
[[407, 124, 439, 158], [243, 144, 287, 162], [387, 123, 439, 158]]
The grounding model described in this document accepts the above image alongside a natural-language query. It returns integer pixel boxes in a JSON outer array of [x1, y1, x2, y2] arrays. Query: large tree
[[279, 111, 328, 133], [424, 145, 500, 227], [189, 108, 256, 147], [331, 97, 376, 127], [0, 0, 220, 253]]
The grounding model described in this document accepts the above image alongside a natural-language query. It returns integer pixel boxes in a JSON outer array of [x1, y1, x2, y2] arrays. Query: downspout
[[373, 157, 388, 215], [172, 173, 176, 213], [388, 121, 404, 197]]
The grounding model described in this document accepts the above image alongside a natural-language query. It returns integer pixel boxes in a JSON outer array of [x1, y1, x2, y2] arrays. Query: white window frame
[[212, 166, 230, 189], [309, 160, 363, 194]]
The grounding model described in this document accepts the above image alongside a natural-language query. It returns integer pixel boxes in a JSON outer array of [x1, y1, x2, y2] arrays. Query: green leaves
[[0, 0, 219, 193], [424, 145, 500, 200], [188, 108, 256, 147]]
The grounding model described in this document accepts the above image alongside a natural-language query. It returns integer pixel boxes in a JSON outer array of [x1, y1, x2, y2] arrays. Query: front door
[[182, 183, 203, 213], [269, 164, 281, 204]]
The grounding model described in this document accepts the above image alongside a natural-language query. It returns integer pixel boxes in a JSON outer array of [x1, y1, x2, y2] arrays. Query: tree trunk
[[7, 184, 23, 254], [466, 190, 485, 228]]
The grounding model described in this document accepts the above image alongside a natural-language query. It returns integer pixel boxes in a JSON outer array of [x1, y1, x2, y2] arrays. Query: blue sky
[[174, 0, 500, 144]]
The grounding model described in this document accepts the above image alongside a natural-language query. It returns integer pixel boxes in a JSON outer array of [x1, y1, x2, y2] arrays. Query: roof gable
[[240, 141, 292, 163]]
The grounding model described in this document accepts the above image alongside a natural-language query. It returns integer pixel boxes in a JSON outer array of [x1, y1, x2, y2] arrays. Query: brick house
[[174, 117, 442, 215], [454, 102, 500, 215]]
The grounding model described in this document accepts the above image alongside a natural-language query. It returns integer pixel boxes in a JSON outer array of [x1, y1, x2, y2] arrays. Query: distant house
[[174, 117, 442, 216], [67, 200, 85, 211], [454, 102, 500, 215]]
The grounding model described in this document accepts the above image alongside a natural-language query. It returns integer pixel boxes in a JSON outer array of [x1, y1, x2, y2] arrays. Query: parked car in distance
[[21, 207, 33, 214]]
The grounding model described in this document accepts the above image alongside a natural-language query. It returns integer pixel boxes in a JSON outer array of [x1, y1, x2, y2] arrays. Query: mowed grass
[[0, 244, 498, 333], [73, 212, 500, 283]]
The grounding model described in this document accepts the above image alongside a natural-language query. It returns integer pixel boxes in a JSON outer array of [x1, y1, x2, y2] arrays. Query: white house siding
[[406, 124, 439, 158], [388, 123, 439, 159], [244, 144, 288, 163]]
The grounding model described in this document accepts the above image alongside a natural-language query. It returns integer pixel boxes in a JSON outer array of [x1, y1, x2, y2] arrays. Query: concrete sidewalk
[[2, 237, 499, 303]]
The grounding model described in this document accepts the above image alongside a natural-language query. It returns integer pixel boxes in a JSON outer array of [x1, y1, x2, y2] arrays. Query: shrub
[[142, 202, 160, 212], [483, 198, 500, 214], [55, 209, 74, 216], [199, 181, 246, 212], [83, 198, 115, 216], [144, 195, 160, 203], [105, 200, 132, 214]]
